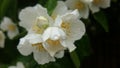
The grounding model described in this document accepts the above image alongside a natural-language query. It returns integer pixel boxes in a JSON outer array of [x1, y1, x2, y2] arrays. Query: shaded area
[[81, 1, 120, 68]]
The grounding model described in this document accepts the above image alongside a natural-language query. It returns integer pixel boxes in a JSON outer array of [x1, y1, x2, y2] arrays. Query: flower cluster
[[65, 0, 111, 18], [17, 1, 85, 64], [0, 0, 111, 66]]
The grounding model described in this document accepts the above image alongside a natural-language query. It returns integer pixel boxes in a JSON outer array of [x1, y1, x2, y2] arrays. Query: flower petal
[[54, 16, 62, 27], [65, 0, 89, 18], [52, 1, 68, 18], [70, 19, 85, 41], [25, 33, 42, 44], [7, 29, 19, 39], [60, 39, 76, 52], [62, 15, 85, 41], [43, 40, 65, 57], [0, 17, 12, 31], [0, 31, 5, 48], [17, 62, 24, 68], [99, 0, 110, 8], [89, 2, 100, 13], [55, 50, 64, 58], [19, 4, 48, 31], [8, 66, 16, 68], [33, 50, 55, 65], [17, 37, 33, 56]]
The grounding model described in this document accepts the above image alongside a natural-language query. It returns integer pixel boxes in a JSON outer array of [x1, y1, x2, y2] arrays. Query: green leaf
[[75, 34, 91, 60], [45, 0, 57, 15], [0, 0, 17, 21], [0, 0, 10, 19], [70, 51, 80, 68], [93, 11, 109, 32]]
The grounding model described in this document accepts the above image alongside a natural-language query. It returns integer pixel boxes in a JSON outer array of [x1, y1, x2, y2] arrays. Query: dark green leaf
[[45, 0, 57, 15], [93, 11, 109, 32], [70, 51, 80, 68], [75, 34, 91, 60]]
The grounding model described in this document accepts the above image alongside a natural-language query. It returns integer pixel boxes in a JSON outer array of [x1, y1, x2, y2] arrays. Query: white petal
[[0, 17, 14, 31], [70, 19, 85, 41], [89, 3, 100, 13], [79, 5, 89, 19], [65, 0, 89, 18], [62, 9, 80, 19], [61, 40, 76, 52], [43, 27, 66, 41], [99, 0, 111, 8], [33, 50, 55, 65], [52, 1, 68, 17], [19, 4, 48, 31], [26, 33, 42, 44], [42, 28, 51, 41], [7, 28, 19, 39], [54, 16, 62, 27], [0, 31, 5, 48], [62, 16, 85, 41], [17, 62, 24, 68], [43, 41, 65, 57], [81, 0, 93, 3], [65, 0, 78, 10], [17, 37, 33, 56], [55, 50, 64, 58], [8, 66, 16, 68]]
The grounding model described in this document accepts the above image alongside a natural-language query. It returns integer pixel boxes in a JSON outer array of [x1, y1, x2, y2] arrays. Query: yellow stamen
[[32, 43, 45, 51], [32, 16, 49, 34], [75, 1, 85, 10], [93, 0, 101, 5], [46, 39, 60, 46], [51, 14, 57, 20], [8, 24, 16, 31], [61, 22, 71, 36]]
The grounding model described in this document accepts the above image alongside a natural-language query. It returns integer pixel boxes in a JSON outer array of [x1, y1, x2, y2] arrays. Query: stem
[[70, 51, 80, 68]]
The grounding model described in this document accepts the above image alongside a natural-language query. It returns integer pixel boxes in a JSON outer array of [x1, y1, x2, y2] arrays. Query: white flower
[[42, 26, 66, 57], [8, 62, 24, 68], [18, 4, 65, 64], [65, 0, 92, 19], [55, 14, 85, 52], [0, 17, 19, 39], [19, 4, 53, 33], [89, 0, 111, 13], [17, 33, 55, 64], [0, 31, 5, 48], [52, 2, 86, 52], [18, 3, 85, 65]]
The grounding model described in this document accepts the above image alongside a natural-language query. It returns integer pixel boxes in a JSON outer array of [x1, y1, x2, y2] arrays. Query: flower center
[[93, 0, 101, 5], [75, 1, 85, 10], [8, 24, 16, 31], [46, 39, 61, 46], [61, 22, 71, 36], [32, 43, 45, 51], [51, 14, 57, 20], [32, 16, 49, 34]]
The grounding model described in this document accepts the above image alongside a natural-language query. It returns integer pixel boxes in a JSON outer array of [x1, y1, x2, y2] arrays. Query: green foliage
[[75, 34, 91, 60], [45, 0, 57, 15], [93, 11, 109, 32], [0, 0, 17, 22]]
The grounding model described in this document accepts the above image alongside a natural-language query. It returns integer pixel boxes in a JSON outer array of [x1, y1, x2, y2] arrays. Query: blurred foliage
[[93, 11, 109, 32]]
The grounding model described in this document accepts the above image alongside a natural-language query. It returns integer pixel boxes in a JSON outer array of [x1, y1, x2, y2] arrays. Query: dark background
[[81, 1, 120, 68]]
